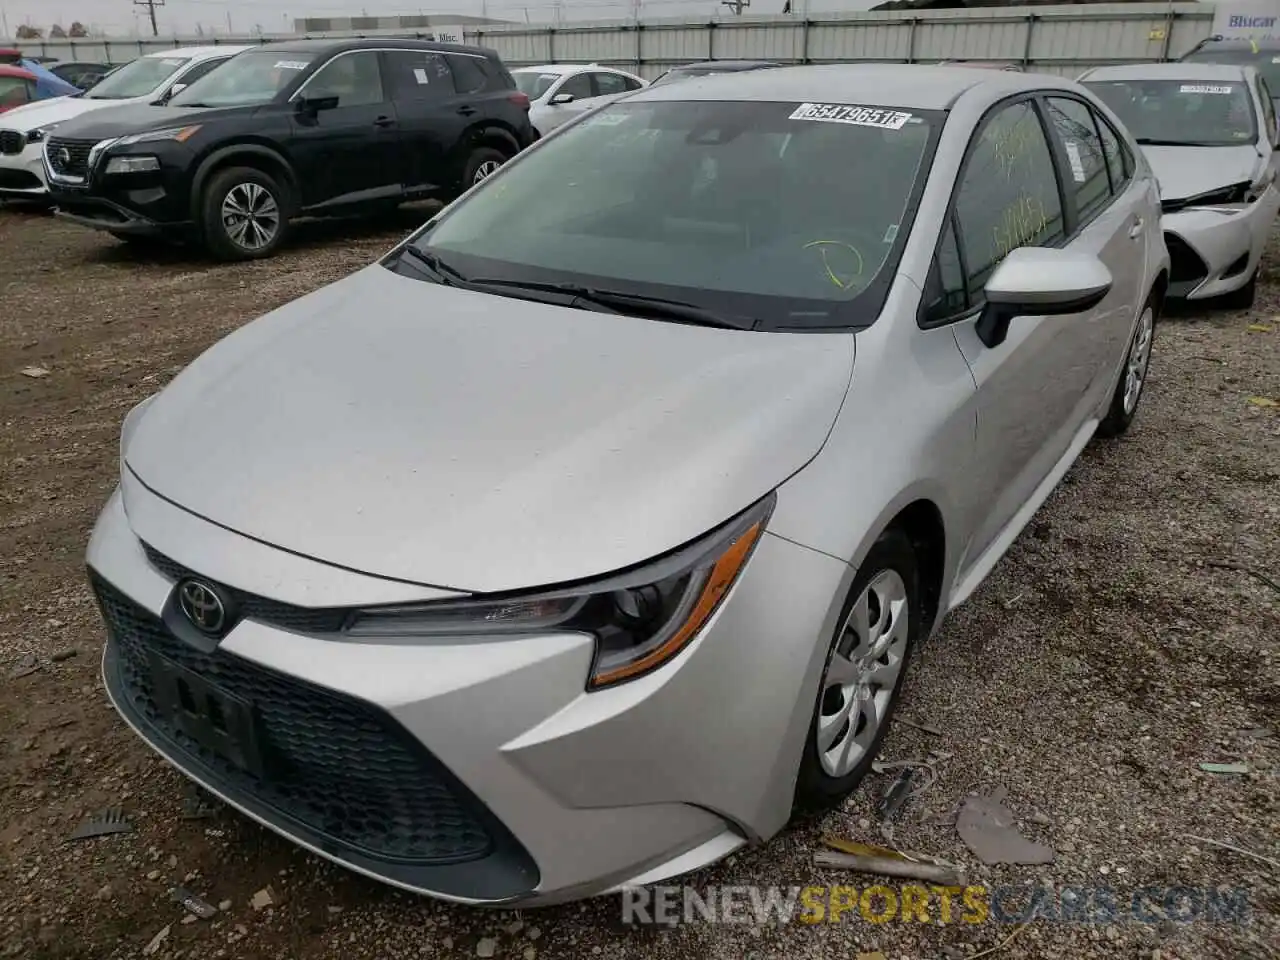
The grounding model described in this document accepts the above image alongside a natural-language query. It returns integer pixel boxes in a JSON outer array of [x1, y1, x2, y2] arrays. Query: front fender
[[189, 142, 297, 219]]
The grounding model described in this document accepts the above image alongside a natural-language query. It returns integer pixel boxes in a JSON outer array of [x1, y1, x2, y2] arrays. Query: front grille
[[0, 130, 23, 155], [44, 136, 97, 179], [92, 573, 496, 865], [1165, 233, 1208, 285], [142, 542, 349, 634], [0, 168, 41, 190]]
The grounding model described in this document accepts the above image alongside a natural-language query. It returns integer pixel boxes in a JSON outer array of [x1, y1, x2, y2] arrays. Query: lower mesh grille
[[1166, 233, 1208, 285], [93, 572, 494, 865]]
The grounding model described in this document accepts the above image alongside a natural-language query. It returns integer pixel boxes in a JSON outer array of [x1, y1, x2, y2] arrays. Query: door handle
[[457, 105, 477, 117], [373, 116, 396, 128], [1128, 217, 1144, 240]]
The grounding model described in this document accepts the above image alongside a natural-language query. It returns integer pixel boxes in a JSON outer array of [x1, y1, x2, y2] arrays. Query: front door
[[288, 50, 404, 210], [541, 72, 597, 131]]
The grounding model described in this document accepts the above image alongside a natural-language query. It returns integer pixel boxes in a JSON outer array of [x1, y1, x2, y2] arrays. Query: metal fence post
[[906, 16, 918, 63], [1022, 12, 1036, 68], [635, 23, 643, 71], [1159, 8, 1175, 61], [801, 18, 810, 64], [548, 27, 555, 63], [708, 20, 716, 60]]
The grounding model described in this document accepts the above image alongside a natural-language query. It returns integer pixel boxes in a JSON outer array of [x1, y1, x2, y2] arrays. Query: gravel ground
[[1, 207, 1277, 960]]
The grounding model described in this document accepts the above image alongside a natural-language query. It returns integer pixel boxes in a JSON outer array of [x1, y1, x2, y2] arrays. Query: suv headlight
[[114, 125, 202, 147], [346, 494, 774, 689], [27, 124, 58, 143]]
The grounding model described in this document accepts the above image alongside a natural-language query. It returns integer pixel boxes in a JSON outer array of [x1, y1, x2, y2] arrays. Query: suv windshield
[[408, 99, 937, 328], [1086, 78, 1257, 146], [514, 71, 560, 99], [1183, 46, 1280, 89], [83, 55, 188, 99], [170, 50, 315, 107]]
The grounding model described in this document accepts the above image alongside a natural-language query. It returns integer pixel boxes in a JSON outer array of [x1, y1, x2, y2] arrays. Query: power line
[[133, 0, 165, 36]]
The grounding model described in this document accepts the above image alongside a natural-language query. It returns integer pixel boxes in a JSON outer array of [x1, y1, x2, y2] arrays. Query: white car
[[1081, 62, 1280, 307], [512, 63, 646, 137], [0, 45, 249, 201]]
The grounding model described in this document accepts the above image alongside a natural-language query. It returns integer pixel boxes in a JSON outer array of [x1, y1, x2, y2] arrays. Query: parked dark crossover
[[44, 39, 534, 260]]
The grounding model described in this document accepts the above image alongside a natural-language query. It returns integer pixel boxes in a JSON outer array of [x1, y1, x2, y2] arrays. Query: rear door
[[381, 49, 471, 196], [288, 50, 405, 208], [1040, 94, 1147, 401]]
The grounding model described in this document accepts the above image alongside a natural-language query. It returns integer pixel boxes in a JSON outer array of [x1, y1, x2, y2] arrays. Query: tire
[[793, 527, 920, 813], [1219, 268, 1257, 311], [200, 166, 289, 262], [1097, 292, 1157, 439], [461, 147, 508, 191]]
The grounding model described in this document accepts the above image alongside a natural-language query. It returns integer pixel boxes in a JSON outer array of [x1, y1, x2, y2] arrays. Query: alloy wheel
[[472, 160, 503, 184], [816, 569, 910, 778], [1123, 306, 1154, 416], [220, 182, 280, 252]]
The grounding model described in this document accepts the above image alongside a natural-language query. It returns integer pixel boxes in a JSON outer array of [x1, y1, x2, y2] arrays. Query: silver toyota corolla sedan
[[88, 64, 1169, 907], [1081, 61, 1280, 308]]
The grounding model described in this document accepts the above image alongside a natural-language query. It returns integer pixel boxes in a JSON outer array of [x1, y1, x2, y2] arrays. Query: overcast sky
[[1, 0, 875, 37]]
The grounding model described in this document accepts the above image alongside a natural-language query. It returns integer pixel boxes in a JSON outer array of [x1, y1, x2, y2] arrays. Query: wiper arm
[[462, 278, 753, 329], [394, 245, 470, 285]]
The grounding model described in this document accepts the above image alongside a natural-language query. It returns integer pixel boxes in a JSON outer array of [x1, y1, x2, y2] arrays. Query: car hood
[[0, 95, 114, 132], [1144, 144, 1263, 201], [125, 264, 856, 594], [52, 102, 247, 139]]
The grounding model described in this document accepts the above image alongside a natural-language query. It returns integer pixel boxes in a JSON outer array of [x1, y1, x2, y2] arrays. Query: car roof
[[143, 45, 254, 60], [633, 62, 1067, 110], [1190, 36, 1280, 50], [514, 63, 629, 75], [0, 63, 34, 79], [1080, 61, 1250, 82], [259, 37, 496, 57]]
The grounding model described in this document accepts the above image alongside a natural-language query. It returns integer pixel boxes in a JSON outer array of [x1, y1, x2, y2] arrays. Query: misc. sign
[[427, 25, 466, 44], [1212, 1, 1280, 38]]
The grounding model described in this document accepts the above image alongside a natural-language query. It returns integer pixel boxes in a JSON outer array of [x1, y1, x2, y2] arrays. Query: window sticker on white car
[[1179, 84, 1234, 95], [1273, 56, 1280, 63], [788, 103, 914, 130], [273, 60, 309, 71], [1064, 140, 1087, 183]]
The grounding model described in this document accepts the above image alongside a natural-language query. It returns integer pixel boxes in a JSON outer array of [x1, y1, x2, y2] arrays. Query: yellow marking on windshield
[[803, 240, 864, 290]]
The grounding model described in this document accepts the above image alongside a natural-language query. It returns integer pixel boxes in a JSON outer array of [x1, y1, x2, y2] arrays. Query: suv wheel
[[463, 147, 508, 189], [201, 166, 289, 262]]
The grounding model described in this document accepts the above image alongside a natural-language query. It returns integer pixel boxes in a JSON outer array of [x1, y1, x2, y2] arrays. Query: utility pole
[[132, 0, 163, 36], [720, 0, 749, 14]]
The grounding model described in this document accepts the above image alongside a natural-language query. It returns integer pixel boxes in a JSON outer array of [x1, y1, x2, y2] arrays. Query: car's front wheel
[[794, 527, 919, 812], [201, 166, 289, 262]]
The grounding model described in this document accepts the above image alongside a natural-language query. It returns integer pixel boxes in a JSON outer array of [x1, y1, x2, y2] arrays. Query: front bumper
[[87, 482, 847, 905], [0, 140, 49, 197], [1162, 188, 1280, 299]]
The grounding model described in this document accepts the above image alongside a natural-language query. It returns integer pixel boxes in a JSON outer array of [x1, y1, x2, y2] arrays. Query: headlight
[[105, 156, 161, 175], [346, 494, 774, 690], [26, 124, 57, 144], [114, 125, 202, 147]]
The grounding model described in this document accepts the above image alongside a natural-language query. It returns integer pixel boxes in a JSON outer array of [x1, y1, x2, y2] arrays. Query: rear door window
[[383, 50, 454, 102], [1043, 96, 1112, 225], [554, 73, 594, 102], [593, 72, 631, 96], [446, 54, 487, 95]]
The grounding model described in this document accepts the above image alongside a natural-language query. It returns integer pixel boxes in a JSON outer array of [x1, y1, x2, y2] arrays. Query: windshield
[[170, 50, 314, 108], [410, 98, 937, 328], [1085, 79, 1257, 146], [514, 71, 560, 99], [84, 55, 187, 99], [1183, 47, 1280, 90]]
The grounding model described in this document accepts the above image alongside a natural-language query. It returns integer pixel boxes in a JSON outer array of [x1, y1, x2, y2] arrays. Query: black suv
[[44, 39, 534, 260]]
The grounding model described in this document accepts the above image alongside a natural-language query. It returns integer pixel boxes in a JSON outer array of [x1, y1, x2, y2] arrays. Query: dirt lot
[[1, 207, 1277, 960]]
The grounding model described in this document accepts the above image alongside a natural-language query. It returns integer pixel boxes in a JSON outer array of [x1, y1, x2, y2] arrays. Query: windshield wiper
[[1135, 137, 1233, 147], [394, 245, 471, 285], [461, 278, 753, 329]]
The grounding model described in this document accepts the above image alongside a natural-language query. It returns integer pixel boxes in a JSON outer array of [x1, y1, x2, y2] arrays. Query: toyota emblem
[[55, 147, 71, 168], [177, 579, 226, 635]]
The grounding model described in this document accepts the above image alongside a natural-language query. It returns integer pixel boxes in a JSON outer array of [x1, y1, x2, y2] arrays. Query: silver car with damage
[[88, 64, 1168, 906], [1081, 61, 1280, 308]]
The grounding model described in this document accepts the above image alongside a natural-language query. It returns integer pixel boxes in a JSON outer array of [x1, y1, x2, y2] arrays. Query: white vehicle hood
[[1144, 144, 1264, 202], [124, 263, 856, 593], [0, 94, 145, 133]]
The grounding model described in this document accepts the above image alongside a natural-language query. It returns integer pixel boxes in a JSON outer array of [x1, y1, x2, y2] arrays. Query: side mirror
[[976, 246, 1112, 349], [168, 82, 187, 97], [298, 94, 340, 114], [550, 92, 575, 105]]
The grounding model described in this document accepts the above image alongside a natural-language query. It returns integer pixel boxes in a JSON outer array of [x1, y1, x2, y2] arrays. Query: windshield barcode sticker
[[1179, 84, 1234, 95], [789, 103, 913, 129], [274, 60, 309, 70]]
